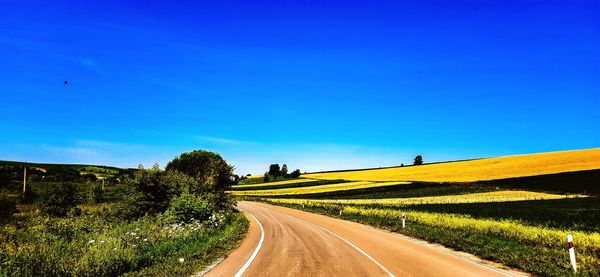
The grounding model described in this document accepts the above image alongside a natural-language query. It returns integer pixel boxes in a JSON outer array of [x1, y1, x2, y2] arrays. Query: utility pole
[[22, 165, 27, 194]]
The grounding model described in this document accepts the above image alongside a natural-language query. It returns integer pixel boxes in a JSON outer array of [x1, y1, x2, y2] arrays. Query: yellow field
[[305, 148, 600, 182], [267, 190, 583, 206], [233, 181, 408, 196], [232, 178, 318, 189]]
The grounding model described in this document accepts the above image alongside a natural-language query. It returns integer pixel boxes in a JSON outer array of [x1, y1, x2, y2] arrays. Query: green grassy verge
[[0, 207, 248, 277]]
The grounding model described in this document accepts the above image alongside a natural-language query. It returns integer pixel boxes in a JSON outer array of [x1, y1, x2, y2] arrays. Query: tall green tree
[[281, 164, 288, 177], [166, 150, 236, 193], [414, 155, 423, 165], [268, 164, 281, 177]]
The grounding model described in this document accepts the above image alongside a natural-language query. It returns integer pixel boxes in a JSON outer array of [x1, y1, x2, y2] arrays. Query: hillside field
[[305, 148, 600, 182]]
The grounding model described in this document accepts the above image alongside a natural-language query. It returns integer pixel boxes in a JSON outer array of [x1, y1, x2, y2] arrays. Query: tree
[[165, 150, 236, 193], [39, 182, 78, 216], [268, 164, 281, 177], [263, 172, 271, 182], [137, 164, 145, 170], [290, 169, 301, 178], [400, 163, 404, 167], [118, 170, 173, 219], [89, 182, 104, 204], [281, 164, 288, 177], [414, 155, 423, 165], [151, 162, 161, 171]]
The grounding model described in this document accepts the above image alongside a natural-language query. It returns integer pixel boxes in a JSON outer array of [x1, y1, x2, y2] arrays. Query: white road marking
[[234, 208, 265, 277], [277, 207, 396, 277]]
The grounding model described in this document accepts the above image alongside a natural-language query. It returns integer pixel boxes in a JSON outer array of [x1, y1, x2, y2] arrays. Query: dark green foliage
[[263, 172, 271, 182], [0, 172, 11, 189], [118, 170, 173, 219], [483, 169, 600, 194], [39, 182, 78, 216], [117, 169, 215, 219], [166, 150, 236, 193], [166, 194, 212, 223], [81, 173, 98, 182], [290, 169, 301, 178], [89, 182, 104, 204], [268, 164, 281, 177], [414, 155, 423, 165], [160, 170, 200, 196], [281, 164, 288, 177], [0, 193, 17, 220], [44, 167, 81, 182], [22, 185, 36, 203]]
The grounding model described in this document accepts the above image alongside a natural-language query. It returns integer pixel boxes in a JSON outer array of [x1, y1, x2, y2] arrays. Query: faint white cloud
[[78, 58, 113, 75], [194, 135, 252, 145]]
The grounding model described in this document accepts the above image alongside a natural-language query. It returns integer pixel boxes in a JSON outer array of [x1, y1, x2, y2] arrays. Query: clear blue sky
[[1, 0, 598, 174]]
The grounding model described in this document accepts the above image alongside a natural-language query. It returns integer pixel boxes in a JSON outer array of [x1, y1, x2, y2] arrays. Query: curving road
[[204, 201, 526, 277]]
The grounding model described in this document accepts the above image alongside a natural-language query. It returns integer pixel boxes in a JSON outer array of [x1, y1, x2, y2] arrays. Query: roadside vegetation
[[237, 148, 600, 276], [0, 150, 247, 276]]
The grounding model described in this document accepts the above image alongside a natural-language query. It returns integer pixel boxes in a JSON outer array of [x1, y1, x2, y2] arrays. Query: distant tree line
[[263, 163, 301, 182]]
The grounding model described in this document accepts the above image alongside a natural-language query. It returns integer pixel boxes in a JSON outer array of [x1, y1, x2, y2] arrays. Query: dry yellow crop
[[305, 148, 600, 182], [233, 181, 408, 196]]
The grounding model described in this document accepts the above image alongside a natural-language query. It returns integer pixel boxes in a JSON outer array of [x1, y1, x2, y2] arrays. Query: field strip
[[266, 191, 585, 206], [233, 178, 318, 189], [234, 208, 265, 277], [233, 181, 409, 196]]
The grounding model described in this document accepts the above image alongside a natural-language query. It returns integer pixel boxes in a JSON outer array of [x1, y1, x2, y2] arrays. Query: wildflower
[[88, 240, 95, 244], [143, 238, 148, 242], [113, 248, 117, 251], [136, 236, 139, 239], [100, 240, 105, 243], [179, 258, 185, 263]]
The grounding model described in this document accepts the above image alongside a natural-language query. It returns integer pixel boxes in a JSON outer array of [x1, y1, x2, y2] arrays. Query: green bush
[[89, 182, 104, 204], [22, 185, 36, 204], [118, 170, 200, 219], [118, 170, 171, 219], [166, 194, 212, 223], [0, 193, 17, 220], [39, 182, 78, 216]]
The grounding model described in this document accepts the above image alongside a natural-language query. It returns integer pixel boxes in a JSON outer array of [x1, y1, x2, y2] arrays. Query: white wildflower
[[178, 258, 185, 263], [88, 240, 95, 244], [143, 238, 148, 242]]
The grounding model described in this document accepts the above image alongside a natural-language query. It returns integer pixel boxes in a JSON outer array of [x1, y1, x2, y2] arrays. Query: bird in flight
[[64, 80, 69, 85]]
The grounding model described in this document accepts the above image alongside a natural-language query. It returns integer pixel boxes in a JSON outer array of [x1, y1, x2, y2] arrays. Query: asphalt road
[[204, 201, 526, 277]]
